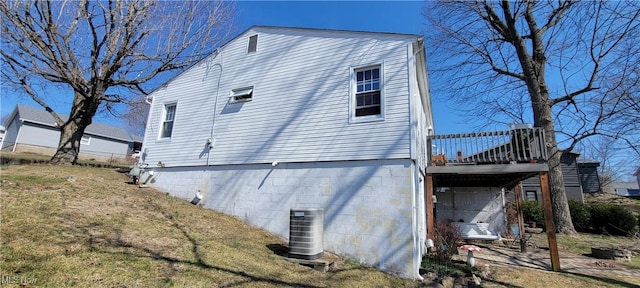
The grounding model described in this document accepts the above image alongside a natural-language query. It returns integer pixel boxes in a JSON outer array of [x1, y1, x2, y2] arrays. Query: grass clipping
[[0, 165, 416, 287]]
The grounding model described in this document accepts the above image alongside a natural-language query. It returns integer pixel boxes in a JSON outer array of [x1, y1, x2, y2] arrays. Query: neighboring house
[[635, 167, 640, 188], [140, 26, 433, 279], [520, 151, 597, 203], [0, 125, 5, 146], [577, 157, 601, 194], [2, 104, 135, 162], [614, 181, 640, 197]]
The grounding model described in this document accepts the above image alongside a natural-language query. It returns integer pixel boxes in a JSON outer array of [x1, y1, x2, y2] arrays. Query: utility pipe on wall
[[207, 49, 223, 166]]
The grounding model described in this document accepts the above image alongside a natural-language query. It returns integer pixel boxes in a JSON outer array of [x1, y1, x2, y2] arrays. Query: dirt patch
[[460, 239, 640, 286]]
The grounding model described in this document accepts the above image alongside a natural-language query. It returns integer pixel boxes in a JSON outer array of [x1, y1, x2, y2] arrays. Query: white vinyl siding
[[9, 122, 130, 157], [13, 123, 61, 148], [1, 116, 21, 150], [142, 27, 419, 167]]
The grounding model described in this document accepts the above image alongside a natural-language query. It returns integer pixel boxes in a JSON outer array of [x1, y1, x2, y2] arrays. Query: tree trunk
[[540, 104, 577, 234], [50, 121, 86, 165], [547, 143, 577, 234], [50, 92, 101, 165]]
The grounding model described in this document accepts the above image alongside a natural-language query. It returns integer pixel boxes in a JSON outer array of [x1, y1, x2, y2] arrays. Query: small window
[[248, 35, 258, 53], [80, 135, 91, 145], [230, 86, 253, 103], [160, 103, 176, 138], [352, 65, 382, 119], [525, 190, 538, 202]]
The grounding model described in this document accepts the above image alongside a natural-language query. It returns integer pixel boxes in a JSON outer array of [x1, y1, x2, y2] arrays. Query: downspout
[[413, 168, 424, 281], [410, 37, 427, 281], [138, 92, 154, 164], [207, 50, 223, 166]]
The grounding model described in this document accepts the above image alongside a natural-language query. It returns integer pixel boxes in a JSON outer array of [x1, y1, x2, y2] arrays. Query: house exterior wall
[[409, 41, 433, 173], [578, 164, 601, 194], [521, 153, 584, 202], [434, 187, 506, 235], [79, 134, 131, 159], [1, 115, 21, 150], [145, 159, 424, 279], [140, 27, 432, 279], [142, 27, 424, 167], [15, 122, 60, 148], [3, 119, 130, 160]]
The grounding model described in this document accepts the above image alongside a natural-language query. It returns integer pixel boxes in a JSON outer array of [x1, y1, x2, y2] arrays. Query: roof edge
[[248, 25, 423, 38]]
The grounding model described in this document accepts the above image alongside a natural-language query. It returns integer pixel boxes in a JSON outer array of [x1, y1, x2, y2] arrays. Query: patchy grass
[[0, 152, 132, 168], [2, 164, 640, 287], [0, 165, 422, 287], [484, 266, 636, 288], [585, 193, 640, 215], [530, 230, 640, 270]]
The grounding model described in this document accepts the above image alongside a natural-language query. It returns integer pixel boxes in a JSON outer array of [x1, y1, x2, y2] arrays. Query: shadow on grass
[[559, 271, 639, 288], [482, 279, 525, 288], [475, 244, 639, 288], [266, 243, 289, 257], [81, 202, 325, 288]]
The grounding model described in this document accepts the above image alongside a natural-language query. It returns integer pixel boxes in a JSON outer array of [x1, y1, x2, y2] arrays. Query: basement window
[[230, 86, 253, 103], [248, 35, 258, 53], [80, 135, 91, 145]]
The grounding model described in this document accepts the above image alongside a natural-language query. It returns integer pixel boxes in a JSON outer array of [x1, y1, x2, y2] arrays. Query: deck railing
[[427, 127, 547, 165]]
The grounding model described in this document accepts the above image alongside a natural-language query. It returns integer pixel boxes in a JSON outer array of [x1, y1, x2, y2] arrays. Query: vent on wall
[[289, 208, 324, 260], [247, 35, 258, 53]]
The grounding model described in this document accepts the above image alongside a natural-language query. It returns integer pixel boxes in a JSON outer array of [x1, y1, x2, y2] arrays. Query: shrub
[[520, 201, 544, 226], [589, 203, 638, 236], [568, 200, 591, 232], [431, 220, 462, 264]]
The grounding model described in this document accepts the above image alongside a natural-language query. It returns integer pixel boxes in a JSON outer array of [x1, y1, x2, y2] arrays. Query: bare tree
[[579, 136, 640, 193], [423, 1, 640, 233], [121, 94, 150, 137], [1, 0, 233, 164], [1, 113, 10, 127]]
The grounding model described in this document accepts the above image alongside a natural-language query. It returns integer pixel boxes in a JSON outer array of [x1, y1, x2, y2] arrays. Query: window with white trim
[[80, 135, 91, 145], [160, 103, 176, 138], [352, 65, 383, 119], [230, 86, 253, 103]]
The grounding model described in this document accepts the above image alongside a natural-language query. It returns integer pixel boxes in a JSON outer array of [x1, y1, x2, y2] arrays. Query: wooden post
[[539, 171, 561, 271], [426, 173, 435, 242], [513, 183, 526, 252]]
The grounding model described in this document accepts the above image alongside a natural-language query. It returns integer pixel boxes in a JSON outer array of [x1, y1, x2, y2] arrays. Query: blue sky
[[0, 1, 463, 133]]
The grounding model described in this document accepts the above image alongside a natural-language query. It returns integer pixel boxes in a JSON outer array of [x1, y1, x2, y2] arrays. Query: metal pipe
[[207, 50, 223, 165]]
